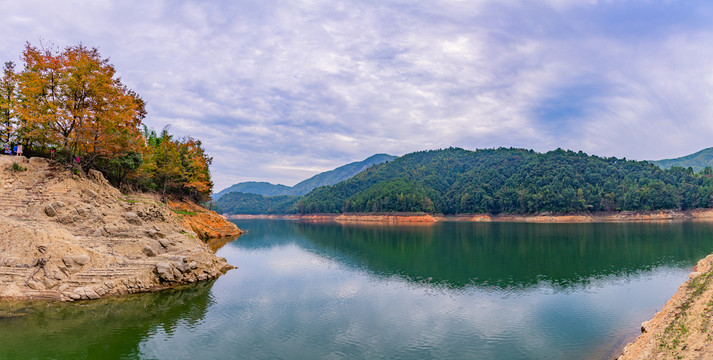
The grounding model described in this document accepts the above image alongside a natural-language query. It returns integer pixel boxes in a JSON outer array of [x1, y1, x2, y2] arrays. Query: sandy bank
[[0, 155, 241, 302], [228, 209, 713, 224], [617, 254, 713, 359]]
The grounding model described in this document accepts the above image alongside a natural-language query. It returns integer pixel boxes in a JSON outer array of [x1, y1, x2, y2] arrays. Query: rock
[[63, 254, 90, 267], [155, 262, 175, 282], [641, 320, 650, 333], [58, 215, 74, 225], [26, 280, 41, 290], [189, 261, 198, 270], [142, 246, 157, 257], [44, 204, 57, 217], [173, 268, 184, 281], [146, 229, 166, 239], [124, 212, 142, 225], [51, 201, 65, 209], [174, 260, 191, 273], [29, 157, 48, 165], [158, 238, 170, 248], [3, 257, 19, 267], [69, 293, 82, 300], [75, 206, 88, 217], [84, 288, 100, 300]]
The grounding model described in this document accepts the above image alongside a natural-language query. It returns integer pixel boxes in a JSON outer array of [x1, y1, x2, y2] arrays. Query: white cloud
[[2, 0, 713, 190]]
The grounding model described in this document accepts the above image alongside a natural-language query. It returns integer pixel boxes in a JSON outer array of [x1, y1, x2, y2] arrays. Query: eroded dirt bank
[[228, 209, 713, 224], [617, 254, 713, 359], [0, 155, 241, 301]]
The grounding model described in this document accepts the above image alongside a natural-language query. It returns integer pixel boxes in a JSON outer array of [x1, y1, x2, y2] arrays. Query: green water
[[2, 220, 713, 359]]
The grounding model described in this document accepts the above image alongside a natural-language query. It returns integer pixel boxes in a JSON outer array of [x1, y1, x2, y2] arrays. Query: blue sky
[[2, 0, 713, 192]]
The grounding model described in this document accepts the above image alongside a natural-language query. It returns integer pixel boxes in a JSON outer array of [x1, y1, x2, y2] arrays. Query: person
[[16, 144, 22, 156], [12, 145, 17, 155], [50, 147, 55, 161], [3, 143, 9, 155]]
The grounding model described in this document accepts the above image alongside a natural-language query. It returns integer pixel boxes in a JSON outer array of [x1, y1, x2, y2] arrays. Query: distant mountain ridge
[[213, 153, 396, 200], [650, 147, 713, 172]]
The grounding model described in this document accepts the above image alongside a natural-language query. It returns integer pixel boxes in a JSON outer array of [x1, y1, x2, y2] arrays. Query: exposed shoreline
[[0, 155, 242, 302], [227, 208, 713, 224], [617, 254, 713, 359]]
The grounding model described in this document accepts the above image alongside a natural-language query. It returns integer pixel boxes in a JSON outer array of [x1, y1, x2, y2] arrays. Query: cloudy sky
[[2, 1, 713, 191]]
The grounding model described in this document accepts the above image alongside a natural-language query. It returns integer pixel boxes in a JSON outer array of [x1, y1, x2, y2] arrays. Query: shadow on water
[[0, 281, 217, 359], [231, 219, 713, 290]]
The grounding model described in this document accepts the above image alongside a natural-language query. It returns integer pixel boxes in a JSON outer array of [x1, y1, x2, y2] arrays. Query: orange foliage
[[15, 42, 145, 166]]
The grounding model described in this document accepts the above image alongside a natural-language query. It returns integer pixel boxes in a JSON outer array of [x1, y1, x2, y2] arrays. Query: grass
[[658, 269, 713, 353], [171, 209, 197, 216], [6, 162, 26, 172]]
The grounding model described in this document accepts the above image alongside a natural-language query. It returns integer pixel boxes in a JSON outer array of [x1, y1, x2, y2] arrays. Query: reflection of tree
[[232, 220, 713, 290], [0, 281, 216, 359]]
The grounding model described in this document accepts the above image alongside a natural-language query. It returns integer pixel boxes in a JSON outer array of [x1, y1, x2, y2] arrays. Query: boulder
[[63, 254, 91, 268], [124, 212, 142, 225], [44, 204, 57, 217], [142, 246, 157, 257], [155, 262, 175, 282]]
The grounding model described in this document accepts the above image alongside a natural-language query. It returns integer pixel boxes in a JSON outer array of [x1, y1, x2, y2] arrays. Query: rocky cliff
[[0, 155, 241, 301]]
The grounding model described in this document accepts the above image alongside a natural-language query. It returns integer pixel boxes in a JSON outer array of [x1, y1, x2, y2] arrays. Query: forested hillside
[[214, 192, 298, 214], [650, 147, 713, 172], [221, 147, 713, 215]]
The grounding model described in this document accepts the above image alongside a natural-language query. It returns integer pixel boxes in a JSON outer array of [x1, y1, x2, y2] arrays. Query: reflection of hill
[[231, 220, 713, 290], [0, 281, 216, 359]]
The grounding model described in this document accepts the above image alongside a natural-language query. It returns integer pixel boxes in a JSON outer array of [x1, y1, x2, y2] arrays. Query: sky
[[2, 0, 713, 192]]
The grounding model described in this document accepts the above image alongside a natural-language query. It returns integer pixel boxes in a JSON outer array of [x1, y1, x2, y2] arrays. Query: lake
[[2, 220, 713, 359]]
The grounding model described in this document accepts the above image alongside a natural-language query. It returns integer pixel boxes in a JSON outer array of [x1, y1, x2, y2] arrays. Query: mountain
[[213, 153, 396, 200], [650, 147, 713, 173], [213, 181, 292, 199], [292, 147, 713, 214], [290, 153, 397, 195]]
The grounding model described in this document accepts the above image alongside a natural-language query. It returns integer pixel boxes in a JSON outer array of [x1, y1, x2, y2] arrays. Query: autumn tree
[[0, 61, 17, 145], [15, 42, 145, 166], [7, 41, 215, 202], [136, 126, 213, 202], [14, 43, 64, 149]]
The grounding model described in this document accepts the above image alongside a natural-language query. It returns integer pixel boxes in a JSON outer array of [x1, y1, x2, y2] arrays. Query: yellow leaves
[[15, 42, 145, 156], [7, 41, 214, 201]]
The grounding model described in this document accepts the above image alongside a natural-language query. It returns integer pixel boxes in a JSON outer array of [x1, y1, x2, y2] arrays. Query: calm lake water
[[2, 220, 713, 359]]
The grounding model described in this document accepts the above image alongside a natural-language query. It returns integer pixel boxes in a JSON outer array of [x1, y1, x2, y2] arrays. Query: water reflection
[[0, 281, 216, 359], [233, 220, 713, 290]]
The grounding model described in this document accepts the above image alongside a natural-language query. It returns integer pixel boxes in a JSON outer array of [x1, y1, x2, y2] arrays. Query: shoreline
[[226, 208, 713, 224], [0, 155, 242, 302], [617, 254, 713, 359]]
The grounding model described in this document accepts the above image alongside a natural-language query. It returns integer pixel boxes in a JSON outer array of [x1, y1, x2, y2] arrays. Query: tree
[[15, 42, 145, 166], [0, 61, 17, 145]]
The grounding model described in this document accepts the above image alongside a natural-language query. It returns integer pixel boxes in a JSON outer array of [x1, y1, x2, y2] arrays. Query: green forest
[[217, 147, 713, 215]]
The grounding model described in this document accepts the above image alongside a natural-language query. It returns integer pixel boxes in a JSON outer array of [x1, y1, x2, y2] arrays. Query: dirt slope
[[618, 254, 713, 359], [0, 155, 240, 301]]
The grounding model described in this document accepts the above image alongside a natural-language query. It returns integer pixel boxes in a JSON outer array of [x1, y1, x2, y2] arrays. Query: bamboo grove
[[0, 42, 213, 202]]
